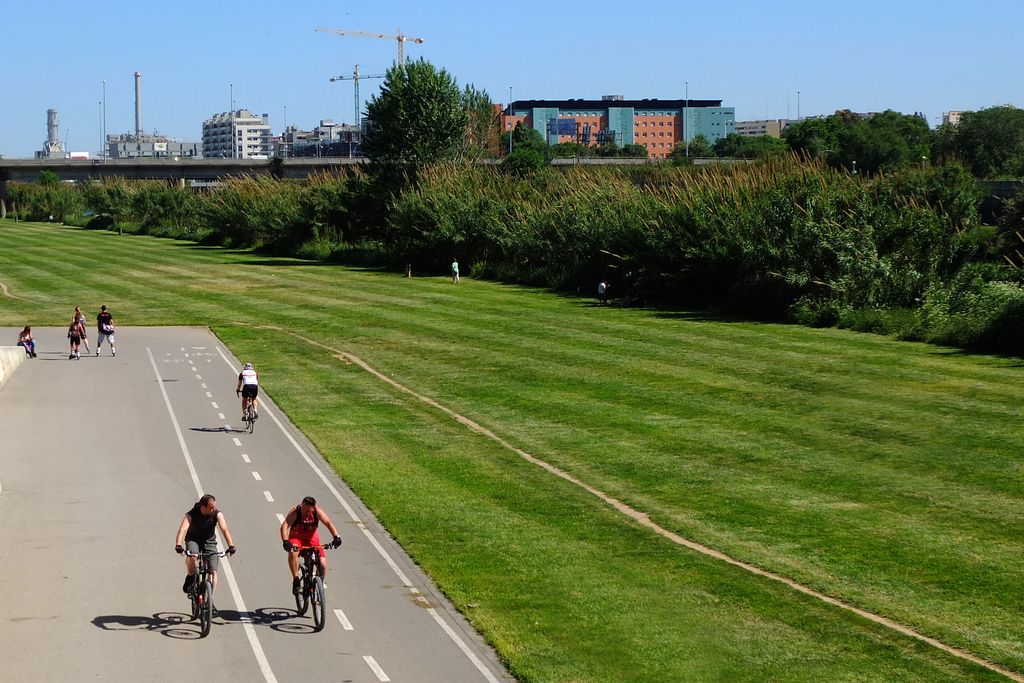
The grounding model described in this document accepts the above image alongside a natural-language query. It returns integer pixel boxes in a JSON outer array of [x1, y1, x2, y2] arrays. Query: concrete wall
[[0, 346, 27, 389]]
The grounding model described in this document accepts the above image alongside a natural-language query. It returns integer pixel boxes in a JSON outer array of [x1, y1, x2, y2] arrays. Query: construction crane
[[330, 65, 385, 128], [315, 27, 425, 66]]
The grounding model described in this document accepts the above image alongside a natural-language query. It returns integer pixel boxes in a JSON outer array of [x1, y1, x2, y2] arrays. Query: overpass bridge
[[0, 157, 365, 209]]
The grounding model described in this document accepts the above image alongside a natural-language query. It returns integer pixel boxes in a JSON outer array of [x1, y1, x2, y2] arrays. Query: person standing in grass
[[451, 258, 460, 284], [597, 279, 609, 305], [96, 305, 116, 356], [74, 306, 91, 355]]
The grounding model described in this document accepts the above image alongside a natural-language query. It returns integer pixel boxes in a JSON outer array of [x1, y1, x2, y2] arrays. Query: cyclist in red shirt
[[281, 496, 342, 594]]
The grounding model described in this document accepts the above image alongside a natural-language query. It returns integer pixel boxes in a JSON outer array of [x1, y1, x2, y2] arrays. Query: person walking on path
[[74, 306, 91, 354], [96, 305, 116, 356], [67, 315, 85, 359], [17, 326, 37, 357], [451, 258, 460, 284]]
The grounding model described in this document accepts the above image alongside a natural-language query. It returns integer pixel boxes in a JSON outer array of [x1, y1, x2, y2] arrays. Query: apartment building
[[202, 110, 272, 159], [501, 96, 735, 159]]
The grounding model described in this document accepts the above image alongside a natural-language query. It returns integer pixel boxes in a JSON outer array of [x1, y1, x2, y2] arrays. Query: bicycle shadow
[[250, 606, 316, 634], [91, 612, 201, 640], [189, 426, 234, 433]]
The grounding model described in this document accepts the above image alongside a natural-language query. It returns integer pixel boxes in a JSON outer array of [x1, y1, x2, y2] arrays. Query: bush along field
[[5, 159, 1024, 355]]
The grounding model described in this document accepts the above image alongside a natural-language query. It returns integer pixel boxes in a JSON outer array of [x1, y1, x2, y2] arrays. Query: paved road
[[0, 327, 512, 683]]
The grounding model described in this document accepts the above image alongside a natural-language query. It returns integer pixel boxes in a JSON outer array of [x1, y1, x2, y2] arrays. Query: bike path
[[0, 327, 511, 683]]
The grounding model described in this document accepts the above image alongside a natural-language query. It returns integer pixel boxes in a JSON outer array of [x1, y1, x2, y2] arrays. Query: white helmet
[[244, 362, 254, 370]]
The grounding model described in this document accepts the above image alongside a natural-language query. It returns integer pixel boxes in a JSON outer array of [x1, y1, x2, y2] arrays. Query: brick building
[[501, 96, 735, 159]]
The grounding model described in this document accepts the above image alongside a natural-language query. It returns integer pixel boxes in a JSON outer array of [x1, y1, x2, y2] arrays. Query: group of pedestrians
[[68, 304, 116, 359], [16, 305, 117, 359], [67, 305, 116, 359]]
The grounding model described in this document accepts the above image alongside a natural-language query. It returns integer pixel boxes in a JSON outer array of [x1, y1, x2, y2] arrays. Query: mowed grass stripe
[[3, 220, 1023, 679], [218, 322, 1011, 682]]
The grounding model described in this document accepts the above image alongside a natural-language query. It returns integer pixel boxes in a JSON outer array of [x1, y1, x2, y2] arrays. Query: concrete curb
[[0, 346, 27, 388]]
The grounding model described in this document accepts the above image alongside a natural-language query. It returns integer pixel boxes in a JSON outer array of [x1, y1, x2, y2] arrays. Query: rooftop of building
[[508, 98, 725, 112]]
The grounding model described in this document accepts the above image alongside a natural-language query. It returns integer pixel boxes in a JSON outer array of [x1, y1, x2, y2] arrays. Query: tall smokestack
[[47, 109, 60, 146], [134, 71, 142, 137]]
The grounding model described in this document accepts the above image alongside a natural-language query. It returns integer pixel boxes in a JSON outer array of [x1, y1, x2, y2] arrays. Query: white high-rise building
[[202, 110, 272, 159]]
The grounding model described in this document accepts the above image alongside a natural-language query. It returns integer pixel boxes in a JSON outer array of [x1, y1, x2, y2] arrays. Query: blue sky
[[2, 0, 1020, 157]]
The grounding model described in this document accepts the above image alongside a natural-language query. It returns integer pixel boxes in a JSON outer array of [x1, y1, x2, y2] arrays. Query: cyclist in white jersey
[[235, 362, 260, 420]]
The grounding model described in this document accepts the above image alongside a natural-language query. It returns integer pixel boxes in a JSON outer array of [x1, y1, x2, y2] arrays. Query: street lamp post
[[508, 85, 513, 156], [101, 80, 106, 161], [797, 90, 801, 121], [684, 80, 689, 157]]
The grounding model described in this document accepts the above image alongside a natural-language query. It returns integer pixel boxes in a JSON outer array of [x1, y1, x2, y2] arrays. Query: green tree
[[461, 84, 499, 158], [501, 121, 547, 156], [620, 144, 649, 158], [783, 116, 844, 159], [550, 142, 590, 158], [38, 170, 60, 186], [668, 134, 712, 163], [935, 105, 1024, 178], [363, 59, 469, 169], [713, 133, 788, 160], [832, 110, 933, 174]]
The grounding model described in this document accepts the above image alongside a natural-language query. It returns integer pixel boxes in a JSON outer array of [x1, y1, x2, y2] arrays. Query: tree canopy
[[784, 110, 932, 174], [363, 59, 469, 168], [935, 105, 1024, 178]]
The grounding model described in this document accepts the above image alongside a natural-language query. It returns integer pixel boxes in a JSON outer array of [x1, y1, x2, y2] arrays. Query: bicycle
[[184, 549, 229, 637], [292, 542, 336, 632], [241, 395, 256, 434]]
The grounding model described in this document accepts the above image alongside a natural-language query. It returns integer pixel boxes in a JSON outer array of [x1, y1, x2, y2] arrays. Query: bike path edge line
[[214, 343, 504, 683]]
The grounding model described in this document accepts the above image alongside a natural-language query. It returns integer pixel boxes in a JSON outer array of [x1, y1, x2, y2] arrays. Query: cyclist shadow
[[251, 606, 317, 634], [189, 426, 234, 433], [91, 612, 202, 640]]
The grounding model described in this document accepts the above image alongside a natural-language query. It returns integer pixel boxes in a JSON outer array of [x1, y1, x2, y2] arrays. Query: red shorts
[[289, 533, 324, 558]]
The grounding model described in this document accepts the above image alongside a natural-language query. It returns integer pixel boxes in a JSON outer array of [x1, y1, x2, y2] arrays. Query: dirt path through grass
[[244, 323, 1023, 682], [0, 280, 32, 302]]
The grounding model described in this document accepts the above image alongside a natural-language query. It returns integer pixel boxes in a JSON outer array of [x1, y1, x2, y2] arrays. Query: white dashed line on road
[[233, 438, 242, 447], [147, 347, 277, 683], [201, 383, 207, 389], [363, 656, 390, 681], [275, 513, 285, 524], [218, 413, 226, 420], [334, 609, 354, 630], [242, 454, 251, 463], [252, 471, 262, 481], [206, 391, 212, 398], [263, 490, 274, 502], [195, 374, 202, 380]]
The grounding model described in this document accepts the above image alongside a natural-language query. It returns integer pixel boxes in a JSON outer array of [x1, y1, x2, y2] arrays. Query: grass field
[[2, 220, 1023, 681]]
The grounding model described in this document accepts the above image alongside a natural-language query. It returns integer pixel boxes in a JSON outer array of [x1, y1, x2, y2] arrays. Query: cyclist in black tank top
[[174, 494, 237, 600]]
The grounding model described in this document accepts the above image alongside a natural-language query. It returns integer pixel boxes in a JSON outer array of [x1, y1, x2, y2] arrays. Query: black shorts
[[69, 334, 81, 343], [241, 385, 259, 399]]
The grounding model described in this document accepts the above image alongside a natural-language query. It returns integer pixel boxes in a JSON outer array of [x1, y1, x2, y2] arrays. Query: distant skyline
[[2, 0, 1020, 157]]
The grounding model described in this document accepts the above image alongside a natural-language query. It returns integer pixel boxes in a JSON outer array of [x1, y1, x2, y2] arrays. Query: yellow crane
[[330, 65, 385, 128], [315, 27, 425, 65]]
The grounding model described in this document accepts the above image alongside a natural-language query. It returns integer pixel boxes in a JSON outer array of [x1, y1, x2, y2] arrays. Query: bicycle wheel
[[311, 576, 326, 632], [190, 581, 200, 620], [246, 406, 255, 433], [198, 580, 213, 637], [294, 573, 309, 616]]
